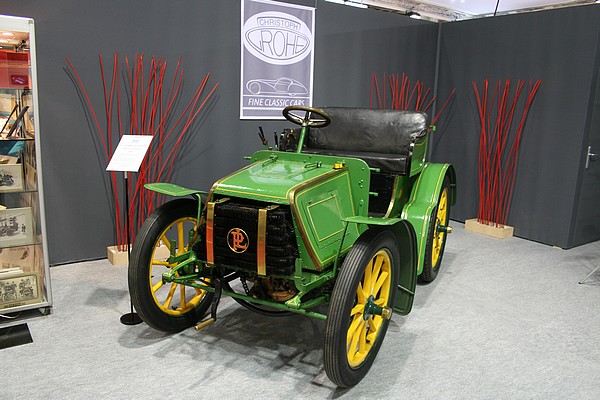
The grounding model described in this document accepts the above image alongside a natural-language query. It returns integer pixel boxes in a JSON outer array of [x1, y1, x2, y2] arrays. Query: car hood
[[210, 151, 343, 205]]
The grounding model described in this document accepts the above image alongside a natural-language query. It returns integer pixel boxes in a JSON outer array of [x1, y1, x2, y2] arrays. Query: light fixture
[[325, 0, 368, 9], [407, 11, 422, 19], [346, 1, 368, 8]]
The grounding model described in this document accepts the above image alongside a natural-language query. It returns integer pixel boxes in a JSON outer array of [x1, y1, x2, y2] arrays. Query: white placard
[[106, 135, 153, 172]]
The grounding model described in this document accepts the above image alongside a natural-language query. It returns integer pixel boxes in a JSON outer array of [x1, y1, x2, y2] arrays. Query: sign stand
[[106, 135, 154, 326], [119, 171, 141, 325]]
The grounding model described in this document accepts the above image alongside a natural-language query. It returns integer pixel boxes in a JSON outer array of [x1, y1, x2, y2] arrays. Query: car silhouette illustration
[[246, 77, 308, 96]]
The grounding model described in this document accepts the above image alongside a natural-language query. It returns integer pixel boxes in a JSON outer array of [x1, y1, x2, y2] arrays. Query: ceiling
[[344, 0, 600, 21]]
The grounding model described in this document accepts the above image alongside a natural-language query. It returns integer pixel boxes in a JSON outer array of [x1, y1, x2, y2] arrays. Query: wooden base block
[[107, 245, 170, 266], [464, 218, 514, 239], [107, 245, 130, 266]]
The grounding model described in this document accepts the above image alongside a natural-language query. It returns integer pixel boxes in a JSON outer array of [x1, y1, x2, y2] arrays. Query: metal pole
[[121, 171, 142, 325]]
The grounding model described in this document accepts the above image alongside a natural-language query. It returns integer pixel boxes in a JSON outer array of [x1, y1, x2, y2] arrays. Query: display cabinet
[[0, 15, 51, 315]]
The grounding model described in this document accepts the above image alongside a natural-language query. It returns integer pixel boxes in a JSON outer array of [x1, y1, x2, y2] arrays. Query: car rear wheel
[[324, 228, 399, 388], [420, 176, 451, 283], [128, 199, 213, 332]]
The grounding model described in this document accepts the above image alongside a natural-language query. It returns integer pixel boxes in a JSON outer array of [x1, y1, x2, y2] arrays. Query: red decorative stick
[[66, 54, 218, 248], [473, 79, 541, 227]]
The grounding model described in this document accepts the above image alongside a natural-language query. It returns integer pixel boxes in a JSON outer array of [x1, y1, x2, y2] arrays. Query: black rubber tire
[[324, 228, 399, 388], [128, 198, 213, 332], [420, 176, 451, 283]]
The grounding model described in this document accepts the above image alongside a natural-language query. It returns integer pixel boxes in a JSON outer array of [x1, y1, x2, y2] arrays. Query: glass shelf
[[0, 15, 50, 316]]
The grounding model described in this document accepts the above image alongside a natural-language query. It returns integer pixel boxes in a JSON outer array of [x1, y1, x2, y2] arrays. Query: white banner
[[240, 0, 315, 119]]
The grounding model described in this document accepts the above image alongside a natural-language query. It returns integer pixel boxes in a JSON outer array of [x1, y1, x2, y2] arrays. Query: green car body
[[130, 106, 456, 387]]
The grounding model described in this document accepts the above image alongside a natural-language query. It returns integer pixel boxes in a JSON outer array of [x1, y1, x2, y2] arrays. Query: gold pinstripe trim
[[289, 169, 344, 271], [306, 195, 344, 242], [289, 169, 359, 270], [384, 175, 400, 218], [257, 208, 267, 276], [206, 202, 215, 265], [205, 198, 229, 266], [402, 164, 446, 270]]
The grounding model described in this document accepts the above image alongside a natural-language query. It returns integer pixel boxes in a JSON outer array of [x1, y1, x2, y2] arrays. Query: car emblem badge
[[227, 228, 249, 253]]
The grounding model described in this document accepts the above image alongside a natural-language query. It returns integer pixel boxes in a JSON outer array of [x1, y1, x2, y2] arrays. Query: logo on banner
[[243, 11, 312, 65]]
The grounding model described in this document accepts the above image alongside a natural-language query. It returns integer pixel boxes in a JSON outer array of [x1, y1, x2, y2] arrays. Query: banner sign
[[241, 0, 315, 119]]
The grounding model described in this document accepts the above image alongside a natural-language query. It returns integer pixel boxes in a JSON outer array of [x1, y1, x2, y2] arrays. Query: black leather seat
[[304, 107, 428, 175]]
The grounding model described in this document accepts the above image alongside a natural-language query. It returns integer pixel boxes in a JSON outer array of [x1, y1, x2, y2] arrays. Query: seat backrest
[[307, 107, 428, 155]]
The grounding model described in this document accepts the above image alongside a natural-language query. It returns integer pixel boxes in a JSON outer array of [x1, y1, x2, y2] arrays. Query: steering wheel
[[282, 105, 331, 128]]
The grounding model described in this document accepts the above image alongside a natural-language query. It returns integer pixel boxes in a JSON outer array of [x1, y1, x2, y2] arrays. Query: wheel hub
[[363, 295, 393, 321], [436, 223, 452, 233]]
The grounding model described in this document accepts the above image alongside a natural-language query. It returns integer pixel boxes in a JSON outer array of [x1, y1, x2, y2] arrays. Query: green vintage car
[[128, 106, 456, 387]]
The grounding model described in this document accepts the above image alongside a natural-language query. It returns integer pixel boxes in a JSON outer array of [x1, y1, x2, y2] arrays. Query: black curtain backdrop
[[433, 5, 600, 248], [0, 0, 437, 264], [1, 1, 599, 262]]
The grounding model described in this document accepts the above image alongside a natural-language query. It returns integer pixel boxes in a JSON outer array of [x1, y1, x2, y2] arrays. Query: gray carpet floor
[[2, 221, 600, 399]]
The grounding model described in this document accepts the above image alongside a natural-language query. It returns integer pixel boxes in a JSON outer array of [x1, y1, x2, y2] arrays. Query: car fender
[[341, 216, 418, 316], [144, 182, 208, 198], [401, 163, 456, 275], [144, 183, 208, 222]]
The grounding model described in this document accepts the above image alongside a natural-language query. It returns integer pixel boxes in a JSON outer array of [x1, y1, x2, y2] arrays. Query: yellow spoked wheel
[[148, 216, 206, 315], [421, 176, 451, 283], [347, 249, 392, 367], [325, 229, 399, 388], [128, 199, 213, 332], [431, 187, 449, 266]]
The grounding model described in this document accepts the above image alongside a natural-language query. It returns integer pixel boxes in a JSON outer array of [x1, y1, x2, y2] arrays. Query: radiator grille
[[195, 199, 298, 276]]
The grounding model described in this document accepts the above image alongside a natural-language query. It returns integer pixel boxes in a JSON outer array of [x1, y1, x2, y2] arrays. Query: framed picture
[[0, 245, 38, 273], [0, 207, 33, 247], [0, 163, 24, 192], [0, 272, 40, 309]]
